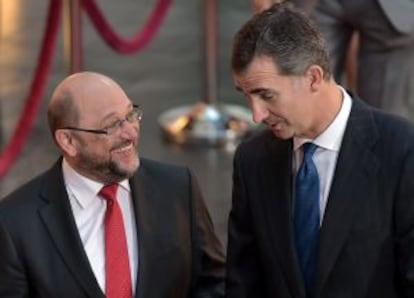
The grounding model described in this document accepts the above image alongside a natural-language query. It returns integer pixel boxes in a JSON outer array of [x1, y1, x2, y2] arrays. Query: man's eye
[[126, 111, 136, 122], [105, 120, 120, 130], [260, 93, 274, 101]]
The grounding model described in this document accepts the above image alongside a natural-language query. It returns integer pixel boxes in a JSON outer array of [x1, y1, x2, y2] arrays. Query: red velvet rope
[[0, 0, 62, 177], [82, 0, 173, 54]]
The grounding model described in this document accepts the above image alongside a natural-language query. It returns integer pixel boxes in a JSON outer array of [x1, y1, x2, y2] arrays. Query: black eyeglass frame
[[59, 104, 143, 135]]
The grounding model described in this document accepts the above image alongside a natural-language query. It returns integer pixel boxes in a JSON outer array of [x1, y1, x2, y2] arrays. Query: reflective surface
[[159, 102, 256, 146]]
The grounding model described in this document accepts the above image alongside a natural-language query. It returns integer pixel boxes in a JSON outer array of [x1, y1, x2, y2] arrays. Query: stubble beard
[[76, 148, 139, 183]]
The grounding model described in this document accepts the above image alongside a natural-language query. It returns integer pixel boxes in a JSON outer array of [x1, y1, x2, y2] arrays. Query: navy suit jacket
[[226, 97, 414, 298], [0, 158, 225, 298]]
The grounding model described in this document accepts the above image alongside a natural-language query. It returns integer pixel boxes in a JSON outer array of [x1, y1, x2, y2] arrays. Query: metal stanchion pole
[[158, 0, 255, 146], [63, 0, 83, 74], [205, 0, 218, 105]]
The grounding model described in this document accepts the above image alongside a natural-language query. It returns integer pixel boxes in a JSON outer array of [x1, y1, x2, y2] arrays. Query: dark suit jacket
[[0, 158, 225, 298], [226, 98, 414, 298]]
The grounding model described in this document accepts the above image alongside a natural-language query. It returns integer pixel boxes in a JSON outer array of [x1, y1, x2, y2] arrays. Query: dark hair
[[232, 3, 332, 79], [47, 90, 79, 135]]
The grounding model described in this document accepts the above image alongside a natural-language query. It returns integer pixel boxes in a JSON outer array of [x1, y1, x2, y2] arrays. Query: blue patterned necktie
[[294, 143, 320, 297]]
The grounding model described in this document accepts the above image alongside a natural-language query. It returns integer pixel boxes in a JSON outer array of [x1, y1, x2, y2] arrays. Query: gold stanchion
[[63, 0, 83, 73]]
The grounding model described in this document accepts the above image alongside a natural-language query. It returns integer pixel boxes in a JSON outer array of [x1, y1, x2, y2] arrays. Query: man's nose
[[119, 120, 139, 139], [250, 100, 268, 123]]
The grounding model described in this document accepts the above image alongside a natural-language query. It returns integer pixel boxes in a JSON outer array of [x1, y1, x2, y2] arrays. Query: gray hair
[[232, 3, 332, 79]]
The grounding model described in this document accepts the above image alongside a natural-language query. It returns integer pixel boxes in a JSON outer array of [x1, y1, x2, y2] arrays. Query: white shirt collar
[[294, 86, 352, 151], [62, 158, 130, 209]]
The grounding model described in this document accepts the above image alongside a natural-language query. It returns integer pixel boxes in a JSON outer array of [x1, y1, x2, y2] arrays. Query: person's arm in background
[[251, 0, 283, 14], [344, 31, 359, 93]]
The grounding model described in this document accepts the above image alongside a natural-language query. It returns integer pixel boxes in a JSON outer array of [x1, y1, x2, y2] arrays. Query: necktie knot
[[302, 142, 318, 160], [99, 183, 119, 203], [298, 143, 318, 179]]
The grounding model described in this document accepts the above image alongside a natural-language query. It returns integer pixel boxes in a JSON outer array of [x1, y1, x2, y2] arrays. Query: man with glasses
[[0, 71, 225, 298]]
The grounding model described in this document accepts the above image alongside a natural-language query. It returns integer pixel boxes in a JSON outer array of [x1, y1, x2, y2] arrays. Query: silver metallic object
[[159, 0, 256, 146], [159, 102, 254, 146]]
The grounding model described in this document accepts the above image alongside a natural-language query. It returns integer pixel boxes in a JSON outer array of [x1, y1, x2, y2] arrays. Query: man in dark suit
[[226, 3, 414, 298], [0, 72, 225, 297]]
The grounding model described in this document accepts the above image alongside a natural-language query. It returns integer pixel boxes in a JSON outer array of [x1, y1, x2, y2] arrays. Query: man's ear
[[306, 64, 324, 92], [55, 130, 77, 157]]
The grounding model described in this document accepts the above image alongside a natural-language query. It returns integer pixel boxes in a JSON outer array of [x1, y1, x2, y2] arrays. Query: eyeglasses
[[60, 104, 143, 135]]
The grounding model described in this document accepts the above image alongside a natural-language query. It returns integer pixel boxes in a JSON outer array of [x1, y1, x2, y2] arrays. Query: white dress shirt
[[293, 86, 352, 225], [62, 159, 138, 294]]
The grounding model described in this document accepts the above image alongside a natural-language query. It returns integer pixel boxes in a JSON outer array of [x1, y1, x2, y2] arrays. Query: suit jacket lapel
[[316, 99, 380, 295], [130, 161, 169, 298], [260, 133, 306, 298], [38, 160, 104, 297], [130, 165, 149, 298]]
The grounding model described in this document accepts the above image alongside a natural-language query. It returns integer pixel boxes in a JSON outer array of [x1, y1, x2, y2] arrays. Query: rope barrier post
[[63, 0, 83, 73], [0, 0, 62, 177], [158, 0, 255, 147], [204, 0, 217, 105]]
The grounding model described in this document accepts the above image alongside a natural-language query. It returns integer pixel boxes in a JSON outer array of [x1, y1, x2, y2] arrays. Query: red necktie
[[99, 184, 133, 298]]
